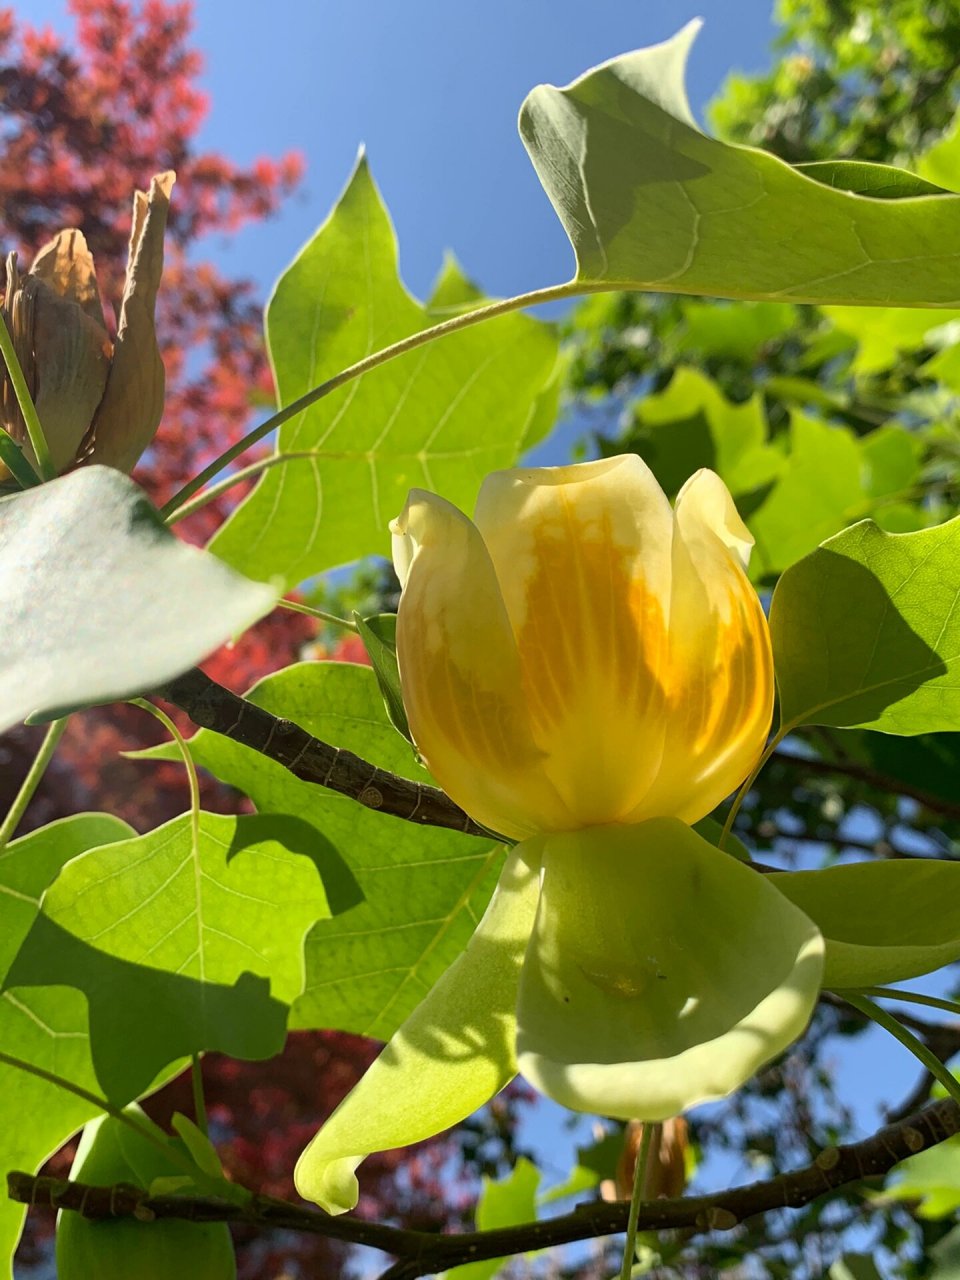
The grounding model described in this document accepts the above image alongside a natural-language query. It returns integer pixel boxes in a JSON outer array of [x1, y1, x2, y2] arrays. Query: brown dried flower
[[602, 1116, 690, 1202]]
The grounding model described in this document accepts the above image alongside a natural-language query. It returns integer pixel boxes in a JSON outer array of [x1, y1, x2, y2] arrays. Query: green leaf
[[354, 612, 411, 741], [674, 300, 799, 362], [0, 816, 136, 1274], [859, 425, 923, 501], [0, 428, 40, 489], [8, 811, 333, 1098], [770, 515, 960, 733], [853, 731, 960, 808], [795, 160, 949, 199], [0, 467, 277, 731], [57, 1107, 236, 1280], [138, 661, 503, 1041], [171, 1113, 223, 1178], [748, 415, 864, 578], [520, 23, 960, 305], [886, 1135, 960, 1218], [209, 157, 561, 590], [928, 1224, 960, 1279], [624, 370, 916, 577], [822, 305, 960, 374], [627, 366, 783, 501], [829, 1256, 885, 1280], [446, 1157, 541, 1280], [771, 861, 960, 987], [539, 1128, 622, 1205]]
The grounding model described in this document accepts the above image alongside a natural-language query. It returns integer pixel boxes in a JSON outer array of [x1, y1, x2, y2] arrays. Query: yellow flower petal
[[515, 820, 823, 1121], [295, 845, 541, 1213], [625, 469, 774, 824], [392, 489, 573, 839], [474, 456, 676, 827]]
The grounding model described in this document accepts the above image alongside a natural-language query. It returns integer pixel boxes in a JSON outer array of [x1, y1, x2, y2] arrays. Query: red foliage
[[0, 0, 303, 531], [0, 5, 517, 1277]]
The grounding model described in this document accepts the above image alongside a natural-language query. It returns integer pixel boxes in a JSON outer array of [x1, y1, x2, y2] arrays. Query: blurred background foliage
[[7, 1, 960, 1277], [558, 3, 960, 1275]]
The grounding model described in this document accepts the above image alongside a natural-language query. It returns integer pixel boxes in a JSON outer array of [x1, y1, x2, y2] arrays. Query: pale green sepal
[[770, 861, 960, 987], [516, 820, 824, 1121], [295, 844, 542, 1214]]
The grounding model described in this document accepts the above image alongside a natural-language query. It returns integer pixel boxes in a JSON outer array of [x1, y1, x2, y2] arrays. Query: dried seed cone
[[611, 1116, 690, 1202]]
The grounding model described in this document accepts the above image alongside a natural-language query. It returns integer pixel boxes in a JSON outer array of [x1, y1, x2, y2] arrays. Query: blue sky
[[29, 0, 777, 302]]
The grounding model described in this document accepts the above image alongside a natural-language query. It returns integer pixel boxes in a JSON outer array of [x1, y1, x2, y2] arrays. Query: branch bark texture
[[154, 667, 490, 838], [11, 1098, 959, 1279]]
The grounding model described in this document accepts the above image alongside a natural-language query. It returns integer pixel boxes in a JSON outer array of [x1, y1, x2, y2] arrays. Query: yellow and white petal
[[515, 820, 823, 1121], [473, 456, 676, 828], [392, 490, 573, 840], [295, 844, 542, 1214], [627, 470, 773, 825]]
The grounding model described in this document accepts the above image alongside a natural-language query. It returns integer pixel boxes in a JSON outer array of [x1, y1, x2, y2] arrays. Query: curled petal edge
[[516, 819, 824, 1121], [294, 844, 541, 1214]]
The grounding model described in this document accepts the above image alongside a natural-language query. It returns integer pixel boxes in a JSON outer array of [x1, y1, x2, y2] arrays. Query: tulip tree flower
[[296, 456, 960, 1215], [0, 171, 175, 478]]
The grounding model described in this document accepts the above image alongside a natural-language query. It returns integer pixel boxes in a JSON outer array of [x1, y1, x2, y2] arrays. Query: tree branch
[[771, 749, 960, 822], [153, 667, 491, 839], [11, 1099, 959, 1278]]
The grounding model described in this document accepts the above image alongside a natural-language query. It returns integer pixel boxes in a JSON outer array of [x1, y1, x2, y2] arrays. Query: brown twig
[[153, 667, 491, 839], [772, 749, 960, 822], [11, 1099, 960, 1278], [155, 669, 960, 846]]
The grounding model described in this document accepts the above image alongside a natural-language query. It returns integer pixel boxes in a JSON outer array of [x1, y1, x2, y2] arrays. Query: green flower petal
[[516, 819, 824, 1121], [295, 845, 541, 1214], [770, 861, 960, 988]]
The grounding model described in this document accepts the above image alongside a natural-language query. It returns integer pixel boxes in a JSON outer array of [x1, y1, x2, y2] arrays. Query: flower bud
[[0, 171, 174, 479]]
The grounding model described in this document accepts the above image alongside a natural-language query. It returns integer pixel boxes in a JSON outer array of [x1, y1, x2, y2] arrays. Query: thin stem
[[164, 451, 330, 527], [841, 992, 960, 1108], [0, 1049, 197, 1175], [0, 718, 68, 849], [191, 1054, 209, 1138], [720, 730, 785, 850], [854, 986, 960, 1020], [132, 699, 200, 847], [278, 598, 358, 632], [159, 282, 579, 519], [0, 426, 40, 488], [0, 312, 55, 481], [620, 1123, 656, 1280]]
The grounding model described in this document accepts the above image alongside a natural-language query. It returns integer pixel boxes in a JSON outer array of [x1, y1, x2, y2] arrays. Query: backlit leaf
[[210, 159, 561, 589], [770, 515, 960, 734], [521, 23, 960, 305], [0, 467, 276, 731]]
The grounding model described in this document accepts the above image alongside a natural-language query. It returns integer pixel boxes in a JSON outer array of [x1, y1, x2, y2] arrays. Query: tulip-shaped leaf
[[885, 1137, 960, 1219], [516, 821, 824, 1121], [769, 515, 960, 734], [520, 22, 960, 305], [209, 158, 562, 589], [295, 845, 541, 1215], [446, 1158, 542, 1280], [8, 811, 333, 1099], [771, 861, 960, 988], [0, 467, 277, 732], [0, 814, 181, 1274], [137, 661, 503, 1041]]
